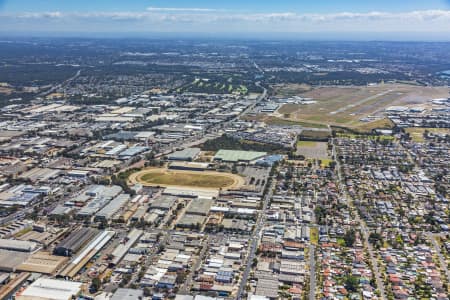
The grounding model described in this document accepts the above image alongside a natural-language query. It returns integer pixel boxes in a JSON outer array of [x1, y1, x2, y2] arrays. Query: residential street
[[332, 138, 388, 300]]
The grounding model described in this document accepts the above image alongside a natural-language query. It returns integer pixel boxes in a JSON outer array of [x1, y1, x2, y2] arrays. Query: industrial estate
[[0, 29, 449, 300]]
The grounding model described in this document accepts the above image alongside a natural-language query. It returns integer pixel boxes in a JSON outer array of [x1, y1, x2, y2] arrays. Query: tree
[[91, 277, 101, 293], [252, 258, 258, 267], [143, 287, 152, 297], [344, 229, 356, 247], [329, 161, 337, 169], [176, 271, 187, 284], [344, 275, 359, 293]]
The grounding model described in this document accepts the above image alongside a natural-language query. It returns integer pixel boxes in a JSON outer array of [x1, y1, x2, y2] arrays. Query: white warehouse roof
[[17, 278, 82, 300]]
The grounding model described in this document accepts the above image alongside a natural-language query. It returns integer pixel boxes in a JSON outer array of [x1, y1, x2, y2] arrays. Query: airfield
[[270, 83, 449, 130]]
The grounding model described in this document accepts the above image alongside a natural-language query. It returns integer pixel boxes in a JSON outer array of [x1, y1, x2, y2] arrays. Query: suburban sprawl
[[0, 39, 449, 300]]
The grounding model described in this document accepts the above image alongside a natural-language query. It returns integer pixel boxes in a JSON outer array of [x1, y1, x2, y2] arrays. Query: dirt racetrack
[[128, 168, 245, 191]]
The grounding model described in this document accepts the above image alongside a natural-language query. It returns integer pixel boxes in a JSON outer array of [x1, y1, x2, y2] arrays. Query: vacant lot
[[296, 141, 329, 159], [130, 168, 244, 190], [274, 84, 449, 128]]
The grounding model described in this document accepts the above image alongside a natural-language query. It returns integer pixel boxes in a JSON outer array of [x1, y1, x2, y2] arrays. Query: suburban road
[[309, 189, 317, 300], [309, 244, 316, 300], [180, 235, 211, 293], [427, 233, 450, 285], [332, 138, 388, 300]]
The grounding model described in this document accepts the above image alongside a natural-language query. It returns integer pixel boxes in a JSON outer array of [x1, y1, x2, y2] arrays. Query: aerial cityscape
[[0, 1, 449, 300]]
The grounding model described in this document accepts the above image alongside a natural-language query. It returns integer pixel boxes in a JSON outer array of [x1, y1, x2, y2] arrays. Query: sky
[[1, 0, 450, 40]]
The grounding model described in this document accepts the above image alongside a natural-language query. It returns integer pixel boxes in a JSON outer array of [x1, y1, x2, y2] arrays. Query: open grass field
[[299, 130, 331, 140], [297, 141, 318, 147], [310, 227, 319, 245], [319, 159, 333, 168], [129, 168, 245, 190], [405, 127, 450, 142], [272, 83, 312, 96], [351, 118, 394, 132], [244, 115, 328, 129], [272, 83, 449, 129], [336, 133, 395, 141]]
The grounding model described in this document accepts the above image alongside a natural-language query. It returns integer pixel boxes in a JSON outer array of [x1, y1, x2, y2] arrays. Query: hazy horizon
[[1, 0, 450, 41]]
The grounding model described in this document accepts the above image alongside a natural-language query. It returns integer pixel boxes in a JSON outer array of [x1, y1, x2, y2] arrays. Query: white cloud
[[146, 7, 221, 12], [4, 9, 450, 23], [2, 9, 450, 34]]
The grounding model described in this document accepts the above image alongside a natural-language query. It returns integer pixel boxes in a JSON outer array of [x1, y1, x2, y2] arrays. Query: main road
[[237, 172, 276, 299]]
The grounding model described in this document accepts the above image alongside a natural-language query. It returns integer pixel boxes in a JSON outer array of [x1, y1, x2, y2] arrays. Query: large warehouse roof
[[0, 239, 38, 252], [17, 278, 82, 300], [0, 249, 29, 272], [54, 227, 98, 256], [95, 194, 130, 221], [186, 198, 213, 216], [214, 150, 267, 162], [168, 148, 201, 161], [111, 288, 144, 300]]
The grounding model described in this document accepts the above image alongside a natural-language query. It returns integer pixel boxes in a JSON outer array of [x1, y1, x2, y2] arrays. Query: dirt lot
[[273, 84, 449, 128]]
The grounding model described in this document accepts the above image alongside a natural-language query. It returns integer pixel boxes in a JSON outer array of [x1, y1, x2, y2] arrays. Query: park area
[[272, 83, 449, 130], [129, 168, 245, 190]]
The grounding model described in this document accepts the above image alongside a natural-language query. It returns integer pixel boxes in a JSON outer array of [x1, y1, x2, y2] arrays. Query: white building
[[17, 278, 82, 300]]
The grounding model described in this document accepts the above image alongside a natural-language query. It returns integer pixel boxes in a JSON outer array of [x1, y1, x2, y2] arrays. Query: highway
[[38, 69, 82, 97]]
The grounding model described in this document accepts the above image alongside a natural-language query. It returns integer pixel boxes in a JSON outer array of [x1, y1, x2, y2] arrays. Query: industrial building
[[168, 162, 209, 171], [53, 227, 98, 256], [186, 198, 213, 216], [0, 239, 38, 252], [0, 249, 30, 272], [111, 229, 142, 265], [16, 278, 82, 300], [94, 194, 130, 222], [176, 214, 206, 229], [77, 185, 123, 219], [17, 251, 68, 275], [150, 195, 178, 211], [118, 146, 149, 160], [168, 148, 201, 161], [59, 230, 115, 278], [214, 150, 267, 163], [260, 103, 279, 113], [111, 288, 144, 300]]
